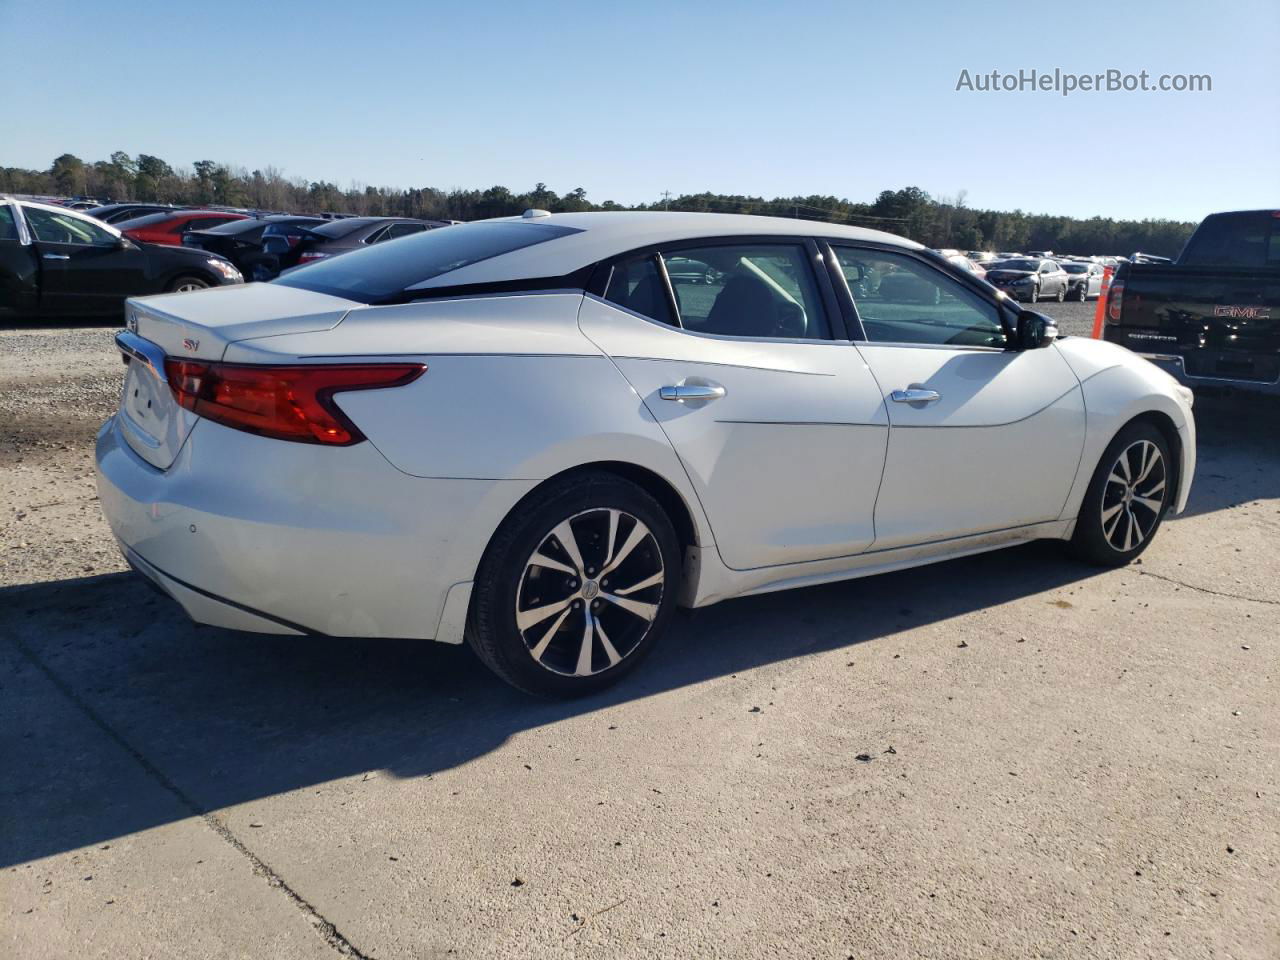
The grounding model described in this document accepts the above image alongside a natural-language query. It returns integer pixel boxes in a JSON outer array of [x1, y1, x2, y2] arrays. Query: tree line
[[1, 152, 1197, 257]]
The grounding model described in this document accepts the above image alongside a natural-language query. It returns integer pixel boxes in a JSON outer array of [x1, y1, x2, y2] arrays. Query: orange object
[[1091, 266, 1113, 338]]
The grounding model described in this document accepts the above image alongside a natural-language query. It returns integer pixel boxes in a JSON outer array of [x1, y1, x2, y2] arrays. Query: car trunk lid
[[115, 283, 358, 469]]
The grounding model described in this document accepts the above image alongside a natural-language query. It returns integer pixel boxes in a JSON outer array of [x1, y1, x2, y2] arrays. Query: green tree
[[50, 153, 86, 195]]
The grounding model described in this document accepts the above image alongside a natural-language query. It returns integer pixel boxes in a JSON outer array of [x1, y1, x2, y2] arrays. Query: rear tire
[[168, 275, 210, 293], [1067, 421, 1172, 566], [1056, 283, 1066, 302], [467, 472, 681, 697]]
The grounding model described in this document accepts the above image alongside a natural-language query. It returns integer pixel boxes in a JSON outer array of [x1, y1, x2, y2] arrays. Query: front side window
[[661, 243, 828, 339], [833, 247, 1006, 348], [0, 205, 17, 241], [24, 207, 115, 246]]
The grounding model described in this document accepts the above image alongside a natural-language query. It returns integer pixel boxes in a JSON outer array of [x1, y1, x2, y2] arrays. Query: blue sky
[[2, 0, 1276, 222]]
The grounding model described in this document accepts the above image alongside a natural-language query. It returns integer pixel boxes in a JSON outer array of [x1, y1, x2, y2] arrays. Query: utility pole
[[661, 190, 672, 211]]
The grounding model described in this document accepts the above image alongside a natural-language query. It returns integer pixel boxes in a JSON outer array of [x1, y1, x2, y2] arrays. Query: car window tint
[[1180, 211, 1275, 267], [661, 243, 829, 339], [388, 223, 427, 239], [834, 247, 1006, 348], [603, 255, 676, 326], [274, 220, 582, 303], [364, 225, 391, 244], [0, 206, 17, 240], [24, 207, 114, 246]]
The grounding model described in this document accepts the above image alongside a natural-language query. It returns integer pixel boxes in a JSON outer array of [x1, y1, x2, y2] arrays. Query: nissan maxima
[[985, 257, 1070, 302], [96, 212, 1196, 696]]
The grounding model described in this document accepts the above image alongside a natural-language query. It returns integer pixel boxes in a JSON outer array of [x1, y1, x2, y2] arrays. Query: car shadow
[[3, 540, 1096, 868], [2, 392, 1274, 869], [1177, 391, 1280, 518]]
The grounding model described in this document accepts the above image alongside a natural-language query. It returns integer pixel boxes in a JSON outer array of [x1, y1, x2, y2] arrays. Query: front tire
[[1075, 282, 1088, 301], [1067, 422, 1172, 566], [467, 472, 681, 697], [168, 275, 210, 293], [1028, 283, 1039, 303]]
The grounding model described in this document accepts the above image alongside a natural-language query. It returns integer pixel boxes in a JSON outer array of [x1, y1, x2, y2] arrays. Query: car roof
[[410, 211, 921, 290]]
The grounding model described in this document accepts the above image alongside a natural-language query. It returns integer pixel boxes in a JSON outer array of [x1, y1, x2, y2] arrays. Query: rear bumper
[[95, 415, 534, 640], [1137, 352, 1280, 397]]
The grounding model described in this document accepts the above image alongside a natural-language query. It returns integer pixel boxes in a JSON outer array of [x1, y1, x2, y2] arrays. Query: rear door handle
[[660, 383, 726, 402], [42, 253, 70, 260], [890, 388, 941, 404]]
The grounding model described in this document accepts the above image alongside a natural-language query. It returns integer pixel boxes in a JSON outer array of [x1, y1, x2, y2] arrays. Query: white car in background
[[96, 212, 1196, 696]]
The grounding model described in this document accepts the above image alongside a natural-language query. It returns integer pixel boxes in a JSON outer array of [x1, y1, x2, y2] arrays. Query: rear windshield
[[309, 218, 380, 239], [198, 218, 271, 236], [1180, 211, 1280, 267], [274, 220, 583, 302], [116, 212, 174, 228]]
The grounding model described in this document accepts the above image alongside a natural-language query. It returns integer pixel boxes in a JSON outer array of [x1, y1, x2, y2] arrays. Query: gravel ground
[[2, 307, 1277, 960]]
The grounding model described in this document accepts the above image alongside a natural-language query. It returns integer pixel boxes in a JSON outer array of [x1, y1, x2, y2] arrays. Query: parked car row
[[0, 195, 456, 319], [941, 248, 1112, 302]]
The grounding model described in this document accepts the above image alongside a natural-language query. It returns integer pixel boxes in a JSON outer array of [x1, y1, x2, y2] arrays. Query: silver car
[[983, 258, 1070, 303]]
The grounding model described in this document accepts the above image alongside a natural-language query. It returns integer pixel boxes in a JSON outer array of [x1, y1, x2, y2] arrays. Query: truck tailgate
[[1109, 264, 1280, 382]]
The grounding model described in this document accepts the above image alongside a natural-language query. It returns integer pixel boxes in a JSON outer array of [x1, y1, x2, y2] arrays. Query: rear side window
[[1181, 212, 1280, 267], [274, 220, 582, 303], [388, 222, 427, 239], [0, 206, 17, 240], [604, 255, 676, 326], [660, 243, 829, 339]]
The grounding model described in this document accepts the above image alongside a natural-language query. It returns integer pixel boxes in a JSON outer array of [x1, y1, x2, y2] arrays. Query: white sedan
[[96, 212, 1196, 696]]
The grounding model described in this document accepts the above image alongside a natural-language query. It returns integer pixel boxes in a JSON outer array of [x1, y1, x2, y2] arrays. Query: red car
[[118, 209, 249, 246]]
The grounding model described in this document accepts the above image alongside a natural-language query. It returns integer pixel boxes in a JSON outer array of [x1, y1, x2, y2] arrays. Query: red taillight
[[298, 251, 331, 263], [1106, 279, 1125, 323], [163, 360, 425, 445]]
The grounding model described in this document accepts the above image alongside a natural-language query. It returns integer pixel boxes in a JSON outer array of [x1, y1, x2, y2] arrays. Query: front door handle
[[660, 383, 726, 402], [42, 253, 71, 260], [890, 388, 941, 404]]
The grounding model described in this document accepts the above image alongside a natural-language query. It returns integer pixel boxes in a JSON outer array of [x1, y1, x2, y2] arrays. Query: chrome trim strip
[[1138, 352, 1280, 387], [115, 330, 169, 383]]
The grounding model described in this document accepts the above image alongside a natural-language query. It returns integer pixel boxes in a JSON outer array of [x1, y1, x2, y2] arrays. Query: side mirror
[[261, 235, 290, 255], [1016, 310, 1058, 350]]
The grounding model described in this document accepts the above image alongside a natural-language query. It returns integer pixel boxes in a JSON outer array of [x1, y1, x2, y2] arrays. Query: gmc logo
[[1213, 305, 1271, 320]]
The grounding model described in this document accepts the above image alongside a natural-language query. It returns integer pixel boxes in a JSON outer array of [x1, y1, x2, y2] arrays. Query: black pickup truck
[[1102, 209, 1280, 395], [1, 196, 243, 321]]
